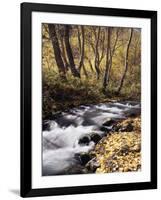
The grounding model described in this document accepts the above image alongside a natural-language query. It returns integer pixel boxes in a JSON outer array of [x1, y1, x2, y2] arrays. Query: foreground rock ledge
[[86, 117, 141, 173]]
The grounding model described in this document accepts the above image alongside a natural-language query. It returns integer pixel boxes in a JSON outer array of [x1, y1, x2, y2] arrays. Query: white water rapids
[[42, 101, 140, 175]]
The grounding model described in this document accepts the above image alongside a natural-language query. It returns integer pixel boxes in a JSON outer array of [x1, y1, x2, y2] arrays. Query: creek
[[42, 101, 140, 175]]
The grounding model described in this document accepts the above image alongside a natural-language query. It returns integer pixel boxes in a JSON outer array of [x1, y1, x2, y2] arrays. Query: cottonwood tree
[[77, 26, 85, 71], [48, 24, 66, 78], [107, 28, 120, 85], [117, 28, 133, 94], [97, 28, 106, 72], [89, 27, 106, 79], [94, 27, 101, 80], [64, 25, 80, 78], [57, 25, 69, 71], [103, 27, 112, 92], [77, 26, 88, 77]]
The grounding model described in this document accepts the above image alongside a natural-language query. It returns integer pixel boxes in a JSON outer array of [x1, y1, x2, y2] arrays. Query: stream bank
[[42, 101, 141, 176], [85, 116, 141, 173]]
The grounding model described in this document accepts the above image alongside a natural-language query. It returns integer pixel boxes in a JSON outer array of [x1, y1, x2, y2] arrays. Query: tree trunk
[[59, 31, 69, 71], [106, 28, 119, 85], [56, 25, 69, 71], [94, 27, 101, 80], [48, 24, 66, 77], [77, 26, 85, 72], [98, 29, 105, 68], [64, 25, 80, 78], [83, 64, 88, 77], [86, 57, 94, 72], [103, 27, 112, 91], [77, 26, 88, 77], [117, 28, 133, 94]]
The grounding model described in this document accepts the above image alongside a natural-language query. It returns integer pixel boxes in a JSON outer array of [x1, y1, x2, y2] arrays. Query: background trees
[[64, 25, 80, 78], [48, 24, 66, 77], [103, 27, 112, 93], [42, 23, 141, 118], [117, 28, 134, 94]]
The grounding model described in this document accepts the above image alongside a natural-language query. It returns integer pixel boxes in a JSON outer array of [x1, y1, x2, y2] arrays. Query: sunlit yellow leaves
[[92, 117, 141, 173]]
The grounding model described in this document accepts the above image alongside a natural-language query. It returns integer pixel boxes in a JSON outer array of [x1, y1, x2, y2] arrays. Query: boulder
[[90, 133, 101, 144], [78, 135, 90, 146], [112, 125, 121, 132], [52, 111, 62, 119], [76, 152, 91, 165], [85, 157, 100, 172], [99, 126, 109, 132], [102, 118, 116, 127], [120, 123, 133, 132], [124, 109, 140, 118], [112, 122, 133, 132], [42, 121, 50, 131]]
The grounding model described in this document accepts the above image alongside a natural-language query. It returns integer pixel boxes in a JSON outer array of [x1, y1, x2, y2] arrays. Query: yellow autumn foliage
[[93, 117, 141, 173]]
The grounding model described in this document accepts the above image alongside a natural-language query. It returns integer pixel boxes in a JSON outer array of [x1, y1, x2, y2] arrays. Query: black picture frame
[[21, 2, 157, 197]]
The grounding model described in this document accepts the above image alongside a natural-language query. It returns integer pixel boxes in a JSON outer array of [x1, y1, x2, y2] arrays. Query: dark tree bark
[[106, 28, 119, 85], [89, 28, 106, 77], [117, 28, 133, 94], [98, 30, 105, 67], [94, 27, 101, 80], [48, 24, 66, 76], [57, 25, 69, 71], [60, 38, 69, 71], [103, 27, 112, 91], [64, 25, 80, 78], [78, 26, 85, 72], [77, 26, 88, 77]]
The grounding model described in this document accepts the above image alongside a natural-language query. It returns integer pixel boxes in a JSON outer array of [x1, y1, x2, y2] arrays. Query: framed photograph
[[21, 2, 157, 197]]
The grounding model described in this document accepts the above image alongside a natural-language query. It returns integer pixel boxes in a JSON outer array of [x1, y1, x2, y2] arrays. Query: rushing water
[[42, 101, 141, 176]]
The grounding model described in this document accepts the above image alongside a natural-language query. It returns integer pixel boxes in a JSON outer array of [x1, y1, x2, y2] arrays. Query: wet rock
[[85, 157, 100, 172], [126, 112, 137, 118], [112, 125, 121, 132], [102, 118, 117, 127], [120, 123, 133, 132], [99, 126, 109, 132], [52, 111, 62, 119], [112, 122, 133, 132], [43, 121, 50, 131], [90, 133, 102, 144], [57, 117, 77, 127], [78, 135, 90, 145], [125, 109, 140, 118], [76, 152, 91, 165]]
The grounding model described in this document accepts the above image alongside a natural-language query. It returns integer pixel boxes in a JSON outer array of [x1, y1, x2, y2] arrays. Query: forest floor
[[86, 116, 141, 173], [43, 74, 141, 120]]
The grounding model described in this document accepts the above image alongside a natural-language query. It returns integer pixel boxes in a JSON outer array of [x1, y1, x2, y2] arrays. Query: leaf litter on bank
[[87, 117, 141, 173]]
